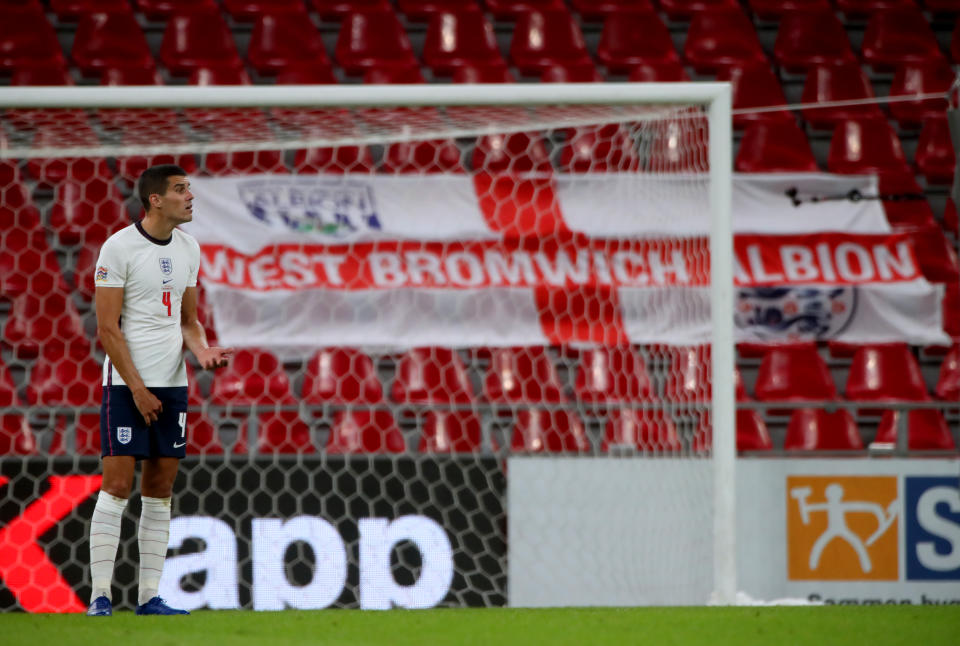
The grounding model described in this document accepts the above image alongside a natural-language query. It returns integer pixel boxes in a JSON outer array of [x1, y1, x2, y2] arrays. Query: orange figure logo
[[787, 476, 899, 580]]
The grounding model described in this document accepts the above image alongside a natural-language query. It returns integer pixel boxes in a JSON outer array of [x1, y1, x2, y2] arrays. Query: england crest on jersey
[[117, 427, 132, 444], [159, 257, 173, 275]]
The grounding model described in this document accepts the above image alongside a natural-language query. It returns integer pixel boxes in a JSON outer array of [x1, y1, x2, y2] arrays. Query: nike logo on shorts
[[173, 441, 186, 448]]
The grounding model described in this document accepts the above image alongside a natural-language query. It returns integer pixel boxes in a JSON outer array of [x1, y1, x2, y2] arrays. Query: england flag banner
[[183, 173, 950, 350]]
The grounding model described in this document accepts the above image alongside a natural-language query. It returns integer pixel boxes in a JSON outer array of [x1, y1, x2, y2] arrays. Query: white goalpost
[[0, 83, 734, 607]]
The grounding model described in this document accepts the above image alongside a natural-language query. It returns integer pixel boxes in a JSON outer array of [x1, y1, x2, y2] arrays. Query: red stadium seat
[[935, 343, 960, 401], [602, 410, 682, 452], [658, 0, 739, 20], [827, 118, 910, 176], [845, 343, 931, 406], [908, 224, 960, 283], [573, 346, 654, 404], [482, 347, 566, 405], [204, 150, 286, 175], [873, 410, 956, 450], [135, 0, 218, 21], [100, 66, 164, 85], [509, 9, 592, 76], [302, 348, 383, 405], [451, 63, 515, 83], [472, 132, 552, 174], [0, 358, 35, 456], [250, 411, 315, 454], [596, 9, 679, 74], [944, 281, 960, 340], [662, 345, 749, 403], [511, 409, 590, 452], [423, 9, 504, 77], [746, 0, 830, 20], [210, 348, 297, 406], [945, 199, 959, 239], [327, 410, 405, 453], [0, 7, 66, 74], [645, 112, 711, 172], [335, 10, 418, 76], [801, 63, 885, 130], [784, 409, 864, 451], [71, 11, 154, 78], [51, 0, 132, 20], [718, 62, 792, 130], [754, 344, 838, 406], [878, 171, 936, 230], [0, 228, 72, 299], [27, 345, 102, 408], [915, 114, 956, 185], [485, 0, 566, 19], [540, 61, 604, 82], [189, 65, 252, 85], [116, 153, 198, 187], [861, 7, 944, 72], [247, 12, 333, 76], [185, 412, 224, 455], [3, 291, 88, 360], [0, 415, 36, 456], [418, 410, 484, 452], [160, 8, 243, 77], [692, 410, 774, 452], [924, 0, 960, 10], [223, 0, 308, 21], [276, 64, 338, 84], [889, 61, 954, 129], [363, 64, 425, 84], [560, 125, 639, 172], [49, 177, 129, 246], [774, 8, 856, 73], [380, 140, 465, 173], [570, 0, 654, 21], [683, 7, 767, 74], [11, 65, 73, 86], [627, 61, 689, 82], [391, 347, 475, 405], [292, 145, 375, 173], [398, 0, 482, 21], [834, 0, 915, 17], [311, 0, 392, 19]]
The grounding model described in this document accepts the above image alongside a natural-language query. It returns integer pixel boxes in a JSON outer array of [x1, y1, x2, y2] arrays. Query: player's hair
[[137, 164, 188, 211]]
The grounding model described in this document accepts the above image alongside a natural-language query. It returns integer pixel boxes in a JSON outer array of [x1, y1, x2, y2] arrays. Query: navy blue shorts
[[100, 386, 189, 459]]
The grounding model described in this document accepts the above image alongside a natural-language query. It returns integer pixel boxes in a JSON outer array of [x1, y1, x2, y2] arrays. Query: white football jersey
[[95, 222, 200, 387]]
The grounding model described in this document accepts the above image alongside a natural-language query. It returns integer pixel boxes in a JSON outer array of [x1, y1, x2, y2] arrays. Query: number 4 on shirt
[[162, 291, 172, 316]]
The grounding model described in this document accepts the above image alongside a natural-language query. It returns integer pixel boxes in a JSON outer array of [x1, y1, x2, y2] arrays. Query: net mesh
[[0, 101, 725, 610]]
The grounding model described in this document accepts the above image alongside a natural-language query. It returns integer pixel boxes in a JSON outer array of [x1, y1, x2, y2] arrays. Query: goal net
[[0, 85, 734, 611]]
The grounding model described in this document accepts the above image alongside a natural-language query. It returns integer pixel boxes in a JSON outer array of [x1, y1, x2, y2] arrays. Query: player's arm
[[181, 286, 232, 369], [95, 286, 162, 424]]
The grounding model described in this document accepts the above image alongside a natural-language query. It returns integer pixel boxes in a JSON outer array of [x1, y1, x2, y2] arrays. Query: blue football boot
[[86, 596, 112, 617], [135, 597, 190, 615]]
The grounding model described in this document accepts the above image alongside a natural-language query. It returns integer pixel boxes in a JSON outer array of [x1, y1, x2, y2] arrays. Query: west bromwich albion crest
[[159, 257, 173, 275], [117, 426, 132, 444]]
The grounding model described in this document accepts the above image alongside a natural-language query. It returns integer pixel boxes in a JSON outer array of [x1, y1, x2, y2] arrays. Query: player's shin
[[137, 496, 172, 606], [89, 491, 129, 602]]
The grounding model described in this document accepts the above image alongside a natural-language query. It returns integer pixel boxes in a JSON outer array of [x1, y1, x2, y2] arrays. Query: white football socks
[[137, 496, 172, 606], [89, 490, 128, 603]]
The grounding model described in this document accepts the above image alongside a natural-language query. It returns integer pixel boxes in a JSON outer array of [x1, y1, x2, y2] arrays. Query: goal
[[0, 84, 734, 610]]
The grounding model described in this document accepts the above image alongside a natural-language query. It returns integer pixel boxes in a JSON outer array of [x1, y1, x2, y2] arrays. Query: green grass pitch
[[3, 606, 959, 646]]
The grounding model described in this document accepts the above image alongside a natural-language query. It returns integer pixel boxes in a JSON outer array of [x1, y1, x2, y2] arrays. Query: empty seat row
[[8, 114, 955, 183], [2, 400, 954, 455], [3, 343, 956, 411], [2, 4, 954, 84]]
